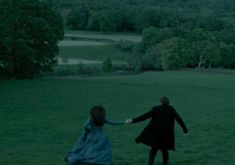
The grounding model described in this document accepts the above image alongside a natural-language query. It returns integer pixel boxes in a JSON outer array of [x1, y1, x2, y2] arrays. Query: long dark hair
[[90, 106, 106, 126]]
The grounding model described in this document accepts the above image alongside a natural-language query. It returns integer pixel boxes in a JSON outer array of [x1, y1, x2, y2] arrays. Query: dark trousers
[[148, 147, 169, 165]]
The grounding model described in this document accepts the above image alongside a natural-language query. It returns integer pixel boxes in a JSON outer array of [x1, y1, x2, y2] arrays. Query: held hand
[[125, 118, 132, 124], [184, 131, 189, 136], [124, 119, 129, 124]]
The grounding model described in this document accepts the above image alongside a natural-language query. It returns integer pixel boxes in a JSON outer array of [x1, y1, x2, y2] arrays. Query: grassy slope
[[1, 71, 235, 165]]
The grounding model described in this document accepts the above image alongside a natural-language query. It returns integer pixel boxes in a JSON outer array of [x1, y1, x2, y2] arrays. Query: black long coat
[[132, 104, 188, 150]]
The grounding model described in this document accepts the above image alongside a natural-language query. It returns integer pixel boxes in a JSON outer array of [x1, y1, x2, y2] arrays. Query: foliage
[[44, 0, 235, 70], [50, 0, 235, 32], [102, 57, 112, 73], [0, 0, 64, 79], [135, 7, 163, 31], [144, 46, 162, 70], [48, 64, 104, 77], [141, 26, 173, 51], [66, 4, 90, 30], [77, 62, 86, 74], [133, 17, 235, 70], [118, 40, 135, 51], [128, 46, 161, 71], [158, 37, 192, 70], [218, 42, 235, 68], [191, 40, 220, 68]]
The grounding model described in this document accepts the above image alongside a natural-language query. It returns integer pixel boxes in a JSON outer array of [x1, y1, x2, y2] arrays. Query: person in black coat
[[127, 96, 188, 165]]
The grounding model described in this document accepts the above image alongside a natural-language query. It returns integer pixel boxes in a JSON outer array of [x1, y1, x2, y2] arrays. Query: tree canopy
[[6, 0, 234, 72], [46, 0, 235, 33], [45, 0, 235, 70], [0, 0, 64, 79]]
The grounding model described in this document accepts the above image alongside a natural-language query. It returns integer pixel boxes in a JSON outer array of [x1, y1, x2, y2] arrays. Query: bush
[[102, 57, 113, 73], [118, 40, 135, 51], [158, 37, 192, 70]]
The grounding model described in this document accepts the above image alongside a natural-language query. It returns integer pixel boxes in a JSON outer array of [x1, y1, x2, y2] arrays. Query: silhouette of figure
[[128, 96, 188, 165], [65, 106, 125, 165]]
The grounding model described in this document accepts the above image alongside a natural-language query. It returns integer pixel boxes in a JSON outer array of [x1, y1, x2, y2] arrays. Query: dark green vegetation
[[47, 0, 235, 33], [55, 32, 137, 77], [45, 0, 235, 70], [1, 2, 235, 165], [1, 71, 235, 165], [2, 0, 235, 79], [0, 0, 64, 79]]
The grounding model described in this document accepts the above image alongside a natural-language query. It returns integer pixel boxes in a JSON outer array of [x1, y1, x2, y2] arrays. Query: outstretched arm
[[175, 111, 188, 133], [84, 118, 92, 131], [132, 108, 155, 123], [105, 119, 125, 126]]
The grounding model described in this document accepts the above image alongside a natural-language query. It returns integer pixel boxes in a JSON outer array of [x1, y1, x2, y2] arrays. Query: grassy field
[[59, 44, 131, 62], [58, 40, 112, 47], [58, 31, 138, 65], [64, 30, 142, 43], [1, 71, 235, 165]]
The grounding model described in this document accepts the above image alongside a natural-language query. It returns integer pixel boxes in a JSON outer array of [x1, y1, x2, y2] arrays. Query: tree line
[[48, 0, 235, 32], [1, 0, 235, 79], [49, 0, 235, 70]]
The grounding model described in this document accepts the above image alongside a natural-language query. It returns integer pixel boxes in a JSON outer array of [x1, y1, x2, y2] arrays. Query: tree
[[66, 4, 90, 30], [158, 37, 192, 70], [102, 57, 112, 73], [39, 0, 53, 8], [33, 0, 235, 70], [142, 46, 162, 70], [218, 42, 234, 68], [191, 40, 221, 68], [136, 7, 162, 31], [0, 0, 64, 79], [87, 11, 102, 31], [87, 10, 112, 32], [197, 16, 224, 31], [141, 26, 173, 51]]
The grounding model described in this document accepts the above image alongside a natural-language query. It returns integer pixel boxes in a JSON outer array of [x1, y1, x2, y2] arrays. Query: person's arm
[[132, 107, 155, 123], [81, 118, 93, 140], [105, 119, 125, 125], [84, 118, 92, 131], [174, 111, 188, 133]]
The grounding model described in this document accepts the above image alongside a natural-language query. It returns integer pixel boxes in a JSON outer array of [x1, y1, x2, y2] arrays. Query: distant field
[[58, 40, 112, 47], [58, 31, 136, 65], [1, 71, 235, 165], [59, 44, 131, 62], [64, 30, 142, 43]]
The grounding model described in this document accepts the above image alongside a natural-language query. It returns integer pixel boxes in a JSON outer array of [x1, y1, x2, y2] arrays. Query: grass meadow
[[56, 33, 134, 76], [64, 30, 142, 43], [59, 44, 130, 62], [1, 71, 235, 165], [58, 31, 138, 65]]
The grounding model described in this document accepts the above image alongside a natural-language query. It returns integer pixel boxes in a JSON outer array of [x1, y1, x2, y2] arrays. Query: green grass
[[58, 40, 112, 47], [1, 71, 235, 165], [64, 30, 142, 43], [59, 44, 131, 61], [58, 31, 137, 65]]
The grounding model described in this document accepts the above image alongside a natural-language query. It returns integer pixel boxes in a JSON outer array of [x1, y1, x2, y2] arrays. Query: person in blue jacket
[[65, 106, 125, 165]]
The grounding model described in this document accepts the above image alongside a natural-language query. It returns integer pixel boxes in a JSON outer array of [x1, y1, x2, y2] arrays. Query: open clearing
[[1, 71, 235, 165]]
